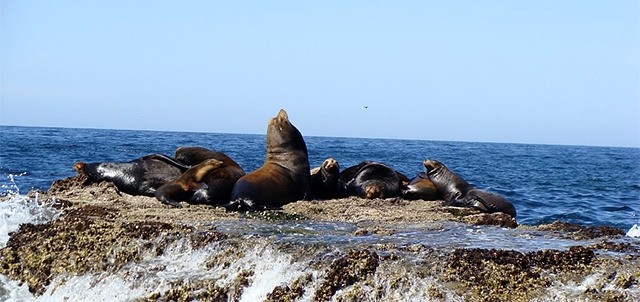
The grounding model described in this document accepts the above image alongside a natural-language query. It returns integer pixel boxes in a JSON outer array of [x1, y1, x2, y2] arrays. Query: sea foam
[[0, 192, 60, 248], [627, 224, 640, 238], [0, 181, 60, 301]]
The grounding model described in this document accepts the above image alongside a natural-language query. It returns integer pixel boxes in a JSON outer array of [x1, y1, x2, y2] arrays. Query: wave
[[0, 192, 60, 248]]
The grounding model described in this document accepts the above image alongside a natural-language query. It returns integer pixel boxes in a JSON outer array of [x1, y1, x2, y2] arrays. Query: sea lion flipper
[[159, 196, 183, 208], [143, 154, 192, 171], [154, 188, 183, 208], [466, 195, 497, 213]]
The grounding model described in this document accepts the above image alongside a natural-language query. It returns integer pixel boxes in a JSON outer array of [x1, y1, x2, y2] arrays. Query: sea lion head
[[363, 183, 384, 199], [73, 162, 87, 174], [266, 109, 308, 156], [192, 159, 224, 182], [423, 159, 446, 176], [322, 158, 340, 174]]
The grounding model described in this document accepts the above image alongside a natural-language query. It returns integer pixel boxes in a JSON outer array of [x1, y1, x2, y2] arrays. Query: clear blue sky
[[1, 1, 639, 147]]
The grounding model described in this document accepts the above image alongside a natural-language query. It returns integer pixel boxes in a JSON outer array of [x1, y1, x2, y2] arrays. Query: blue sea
[[1, 125, 639, 231]]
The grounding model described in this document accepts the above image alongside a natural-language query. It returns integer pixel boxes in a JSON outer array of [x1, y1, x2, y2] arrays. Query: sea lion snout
[[364, 184, 384, 199], [277, 108, 289, 121], [323, 158, 340, 173], [422, 159, 441, 174]]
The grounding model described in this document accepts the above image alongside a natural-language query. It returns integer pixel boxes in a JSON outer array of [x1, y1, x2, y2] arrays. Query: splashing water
[[0, 173, 27, 197], [0, 179, 60, 301], [627, 224, 640, 238], [0, 192, 60, 248]]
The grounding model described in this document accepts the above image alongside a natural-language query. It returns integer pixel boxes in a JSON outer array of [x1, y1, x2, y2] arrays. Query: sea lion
[[173, 146, 246, 204], [461, 189, 517, 217], [227, 109, 311, 210], [341, 161, 409, 199], [401, 172, 440, 201], [422, 159, 473, 202], [174, 146, 243, 168], [309, 158, 341, 199], [154, 159, 225, 207], [422, 159, 517, 217], [72, 154, 190, 196]]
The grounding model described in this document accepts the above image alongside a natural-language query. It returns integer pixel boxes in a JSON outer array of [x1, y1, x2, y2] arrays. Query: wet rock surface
[[1, 177, 639, 301]]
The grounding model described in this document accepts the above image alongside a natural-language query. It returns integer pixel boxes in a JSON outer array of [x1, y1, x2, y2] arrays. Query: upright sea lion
[[72, 154, 190, 196], [227, 109, 311, 210], [173, 146, 246, 204], [422, 159, 473, 202], [341, 161, 409, 199], [154, 159, 225, 207], [401, 172, 440, 201], [422, 159, 517, 217], [309, 158, 341, 200]]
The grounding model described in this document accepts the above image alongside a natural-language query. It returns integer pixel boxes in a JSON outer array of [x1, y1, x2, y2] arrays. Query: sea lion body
[[173, 146, 246, 204], [422, 159, 473, 202], [423, 159, 517, 217], [401, 172, 440, 200], [72, 154, 190, 196], [228, 109, 310, 210], [155, 159, 225, 207], [342, 161, 408, 199], [174, 146, 243, 169], [463, 189, 517, 217], [309, 158, 341, 199]]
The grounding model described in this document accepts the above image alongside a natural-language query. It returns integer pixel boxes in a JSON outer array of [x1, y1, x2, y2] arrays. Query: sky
[[1, 1, 639, 148]]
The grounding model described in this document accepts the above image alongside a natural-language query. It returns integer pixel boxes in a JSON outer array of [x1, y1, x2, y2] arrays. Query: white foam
[[38, 239, 209, 301], [0, 193, 59, 248], [32, 238, 312, 302], [238, 245, 309, 302], [0, 274, 33, 302], [626, 224, 640, 238]]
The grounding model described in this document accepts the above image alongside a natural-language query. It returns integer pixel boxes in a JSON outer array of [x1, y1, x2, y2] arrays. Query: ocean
[[1, 125, 639, 301], [2, 125, 639, 229]]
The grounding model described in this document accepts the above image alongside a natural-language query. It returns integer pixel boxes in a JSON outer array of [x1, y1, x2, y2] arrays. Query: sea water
[[1, 125, 639, 301], [2, 125, 638, 229]]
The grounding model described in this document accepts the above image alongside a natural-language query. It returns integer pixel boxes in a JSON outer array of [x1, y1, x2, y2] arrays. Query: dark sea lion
[[342, 161, 408, 199], [463, 189, 517, 217], [401, 172, 440, 200], [423, 159, 517, 217], [227, 109, 311, 210], [422, 159, 473, 202], [173, 146, 246, 204], [72, 154, 190, 196], [174, 146, 243, 169], [154, 159, 225, 207], [309, 158, 341, 199], [338, 161, 374, 184]]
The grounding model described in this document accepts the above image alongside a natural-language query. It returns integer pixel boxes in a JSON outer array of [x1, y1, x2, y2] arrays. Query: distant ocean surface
[[1, 125, 639, 231]]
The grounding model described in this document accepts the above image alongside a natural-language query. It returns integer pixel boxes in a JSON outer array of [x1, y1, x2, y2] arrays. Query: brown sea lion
[[173, 146, 246, 204], [227, 109, 311, 210], [72, 154, 190, 196], [309, 158, 341, 199], [154, 159, 225, 207], [422, 159, 473, 202], [341, 161, 409, 199], [401, 172, 440, 200]]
